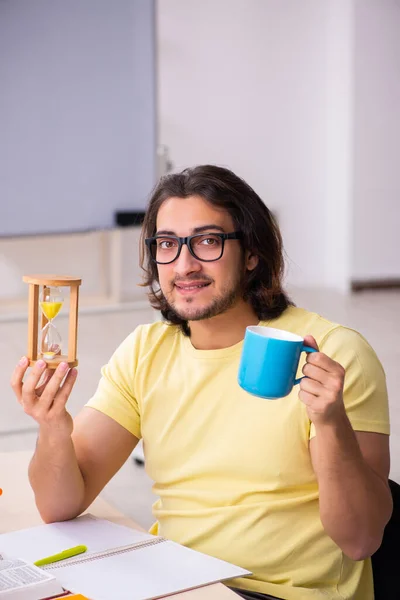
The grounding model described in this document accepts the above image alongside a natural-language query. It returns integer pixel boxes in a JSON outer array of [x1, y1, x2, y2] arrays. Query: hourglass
[[23, 275, 82, 369]]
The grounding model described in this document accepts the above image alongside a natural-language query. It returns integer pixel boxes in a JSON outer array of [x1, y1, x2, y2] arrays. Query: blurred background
[[1, 0, 399, 528]]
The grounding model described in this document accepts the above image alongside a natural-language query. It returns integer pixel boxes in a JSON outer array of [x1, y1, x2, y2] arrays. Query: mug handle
[[294, 345, 318, 385]]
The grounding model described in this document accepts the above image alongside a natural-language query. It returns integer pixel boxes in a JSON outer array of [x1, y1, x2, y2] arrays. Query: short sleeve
[[85, 326, 142, 439], [309, 326, 390, 439]]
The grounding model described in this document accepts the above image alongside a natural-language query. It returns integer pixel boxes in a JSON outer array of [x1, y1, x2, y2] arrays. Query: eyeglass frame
[[145, 231, 243, 264]]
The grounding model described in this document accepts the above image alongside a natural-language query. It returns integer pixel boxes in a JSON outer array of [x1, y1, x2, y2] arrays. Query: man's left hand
[[299, 336, 346, 426]]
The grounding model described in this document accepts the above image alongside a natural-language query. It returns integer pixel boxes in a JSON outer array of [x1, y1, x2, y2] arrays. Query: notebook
[[0, 515, 251, 600]]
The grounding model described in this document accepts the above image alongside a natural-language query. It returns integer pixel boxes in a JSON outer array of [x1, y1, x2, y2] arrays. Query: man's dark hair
[[140, 164, 293, 334]]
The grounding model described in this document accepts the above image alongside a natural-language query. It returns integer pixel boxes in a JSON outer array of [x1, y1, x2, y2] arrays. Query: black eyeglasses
[[145, 231, 243, 264]]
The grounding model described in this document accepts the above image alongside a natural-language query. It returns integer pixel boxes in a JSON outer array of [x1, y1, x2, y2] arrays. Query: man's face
[[155, 195, 250, 322]]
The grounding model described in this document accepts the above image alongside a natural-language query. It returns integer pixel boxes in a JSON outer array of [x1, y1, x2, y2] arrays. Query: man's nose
[[174, 244, 202, 275]]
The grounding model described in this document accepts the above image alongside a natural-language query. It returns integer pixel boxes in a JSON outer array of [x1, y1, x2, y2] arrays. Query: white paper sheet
[[0, 515, 251, 600], [0, 515, 152, 564], [51, 540, 250, 600]]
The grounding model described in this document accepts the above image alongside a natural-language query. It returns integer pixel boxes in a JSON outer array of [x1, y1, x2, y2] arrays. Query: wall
[[323, 0, 354, 292], [157, 0, 400, 290], [0, 228, 148, 315], [2, 0, 398, 302], [0, 0, 156, 237], [352, 0, 400, 280], [157, 0, 331, 288]]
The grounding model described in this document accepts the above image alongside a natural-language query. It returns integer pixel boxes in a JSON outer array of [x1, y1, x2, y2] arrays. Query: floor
[[0, 287, 399, 530]]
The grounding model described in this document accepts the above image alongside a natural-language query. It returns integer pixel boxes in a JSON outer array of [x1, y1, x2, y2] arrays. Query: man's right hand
[[11, 356, 137, 523], [10, 357, 78, 439]]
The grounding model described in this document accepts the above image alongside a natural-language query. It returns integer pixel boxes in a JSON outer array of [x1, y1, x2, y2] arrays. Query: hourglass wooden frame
[[23, 275, 82, 369]]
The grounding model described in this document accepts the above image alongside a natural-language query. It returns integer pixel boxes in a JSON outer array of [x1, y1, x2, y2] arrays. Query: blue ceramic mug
[[238, 326, 318, 399]]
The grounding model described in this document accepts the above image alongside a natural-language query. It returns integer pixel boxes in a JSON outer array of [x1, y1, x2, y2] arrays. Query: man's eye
[[199, 236, 221, 246], [158, 239, 176, 249]]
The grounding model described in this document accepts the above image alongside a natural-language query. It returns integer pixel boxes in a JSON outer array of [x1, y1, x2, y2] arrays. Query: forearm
[[313, 414, 392, 560], [29, 428, 86, 523]]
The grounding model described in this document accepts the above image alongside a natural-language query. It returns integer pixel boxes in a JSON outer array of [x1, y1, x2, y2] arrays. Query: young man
[[12, 165, 391, 600]]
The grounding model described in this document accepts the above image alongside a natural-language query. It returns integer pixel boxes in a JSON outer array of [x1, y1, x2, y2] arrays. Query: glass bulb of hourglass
[[40, 287, 64, 360], [41, 321, 62, 359]]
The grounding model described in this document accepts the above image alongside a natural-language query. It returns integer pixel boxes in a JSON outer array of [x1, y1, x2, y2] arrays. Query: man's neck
[[188, 302, 259, 350]]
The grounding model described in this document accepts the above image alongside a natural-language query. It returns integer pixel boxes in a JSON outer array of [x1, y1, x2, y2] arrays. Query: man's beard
[[164, 271, 245, 322]]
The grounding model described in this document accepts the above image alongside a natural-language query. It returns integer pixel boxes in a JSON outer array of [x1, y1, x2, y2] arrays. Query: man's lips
[[174, 281, 212, 292]]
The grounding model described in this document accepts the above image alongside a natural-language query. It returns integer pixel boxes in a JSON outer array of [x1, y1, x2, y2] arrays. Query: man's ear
[[245, 250, 258, 272]]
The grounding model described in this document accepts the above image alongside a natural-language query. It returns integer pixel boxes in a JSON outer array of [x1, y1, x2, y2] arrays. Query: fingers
[[304, 335, 337, 373], [35, 369, 56, 396], [38, 362, 72, 410], [29, 367, 77, 424], [298, 389, 331, 415], [299, 389, 320, 407], [51, 368, 78, 411], [299, 368, 346, 417], [306, 350, 337, 374], [303, 335, 319, 351], [302, 363, 324, 384], [299, 376, 321, 397], [10, 356, 36, 405], [12, 359, 58, 413], [11, 358, 78, 418], [21, 360, 52, 411]]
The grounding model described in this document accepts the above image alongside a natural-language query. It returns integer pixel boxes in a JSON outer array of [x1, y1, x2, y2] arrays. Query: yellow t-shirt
[[86, 306, 390, 600]]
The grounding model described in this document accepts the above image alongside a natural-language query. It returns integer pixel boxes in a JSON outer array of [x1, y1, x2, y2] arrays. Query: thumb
[[304, 335, 319, 351]]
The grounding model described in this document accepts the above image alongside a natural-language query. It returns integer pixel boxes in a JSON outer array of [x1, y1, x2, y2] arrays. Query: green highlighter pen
[[34, 544, 88, 567]]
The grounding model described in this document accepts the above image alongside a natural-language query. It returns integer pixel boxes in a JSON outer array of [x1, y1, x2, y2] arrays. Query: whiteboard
[[0, 0, 156, 236]]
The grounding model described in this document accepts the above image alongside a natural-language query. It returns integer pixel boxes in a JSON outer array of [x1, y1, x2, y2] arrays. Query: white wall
[[0, 0, 156, 237], [0, 227, 147, 310], [2, 0, 398, 304], [157, 0, 400, 290], [157, 0, 330, 288], [352, 0, 400, 280], [323, 0, 354, 292]]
